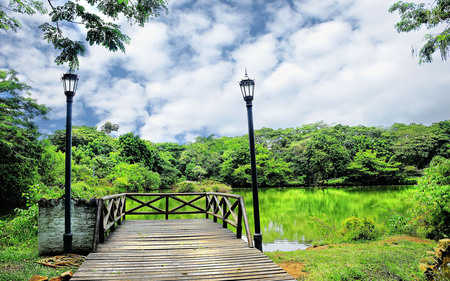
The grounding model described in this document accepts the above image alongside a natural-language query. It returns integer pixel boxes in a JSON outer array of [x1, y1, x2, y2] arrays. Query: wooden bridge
[[71, 192, 295, 280]]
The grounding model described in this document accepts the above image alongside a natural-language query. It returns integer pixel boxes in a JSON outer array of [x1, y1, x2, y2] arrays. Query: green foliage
[[119, 132, 156, 169], [173, 180, 232, 193], [173, 181, 197, 193], [107, 162, 160, 192], [0, 205, 38, 247], [346, 150, 402, 185], [50, 126, 107, 152], [100, 121, 119, 134], [2, 0, 167, 69], [0, 70, 49, 207], [0, 0, 46, 32], [411, 156, 450, 239], [42, 0, 168, 69], [389, 0, 450, 64], [340, 216, 378, 241]]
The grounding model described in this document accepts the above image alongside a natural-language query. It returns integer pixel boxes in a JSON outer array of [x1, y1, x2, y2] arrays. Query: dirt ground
[[278, 261, 307, 279]]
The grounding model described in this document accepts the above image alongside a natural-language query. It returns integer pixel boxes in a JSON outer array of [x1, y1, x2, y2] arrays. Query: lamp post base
[[63, 233, 73, 253], [254, 233, 263, 252]]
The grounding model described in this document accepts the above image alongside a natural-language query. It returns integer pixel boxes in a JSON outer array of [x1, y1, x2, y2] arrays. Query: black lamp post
[[239, 70, 263, 252], [61, 71, 79, 253]]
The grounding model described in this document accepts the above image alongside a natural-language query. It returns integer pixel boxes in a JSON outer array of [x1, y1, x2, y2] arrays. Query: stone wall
[[38, 198, 98, 256]]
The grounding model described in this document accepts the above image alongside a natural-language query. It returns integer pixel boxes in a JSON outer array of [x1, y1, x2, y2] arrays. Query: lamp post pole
[[62, 71, 78, 253], [239, 70, 263, 252]]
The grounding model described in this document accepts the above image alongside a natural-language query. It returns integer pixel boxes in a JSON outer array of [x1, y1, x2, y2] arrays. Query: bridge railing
[[93, 192, 253, 250]]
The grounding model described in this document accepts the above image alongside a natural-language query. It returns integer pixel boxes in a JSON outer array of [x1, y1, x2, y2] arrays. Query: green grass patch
[[266, 239, 432, 280], [0, 240, 76, 281]]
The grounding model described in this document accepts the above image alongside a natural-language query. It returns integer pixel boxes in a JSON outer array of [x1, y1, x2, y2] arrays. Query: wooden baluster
[[237, 198, 242, 239], [165, 195, 169, 220], [213, 197, 218, 223], [222, 197, 227, 229], [205, 194, 209, 219]]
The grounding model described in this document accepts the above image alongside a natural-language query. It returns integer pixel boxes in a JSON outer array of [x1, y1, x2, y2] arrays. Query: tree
[[0, 0, 46, 32], [389, 1, 450, 64], [346, 150, 403, 185], [100, 121, 119, 134], [49, 125, 106, 152], [2, 0, 168, 69], [118, 132, 156, 169], [0, 69, 49, 206], [388, 123, 440, 169]]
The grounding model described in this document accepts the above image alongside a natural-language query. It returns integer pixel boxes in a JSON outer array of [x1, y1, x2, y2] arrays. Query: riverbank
[[267, 235, 433, 280]]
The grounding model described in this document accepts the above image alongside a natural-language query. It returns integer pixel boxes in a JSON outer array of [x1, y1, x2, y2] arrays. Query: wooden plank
[[72, 219, 295, 281]]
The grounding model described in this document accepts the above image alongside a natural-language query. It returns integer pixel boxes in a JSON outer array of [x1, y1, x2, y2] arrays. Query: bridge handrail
[[93, 192, 253, 250]]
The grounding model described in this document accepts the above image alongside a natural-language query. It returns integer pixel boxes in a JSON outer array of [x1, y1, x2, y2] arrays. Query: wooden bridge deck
[[72, 219, 295, 280]]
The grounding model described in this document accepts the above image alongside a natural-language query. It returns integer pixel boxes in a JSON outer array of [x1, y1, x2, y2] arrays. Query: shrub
[[173, 180, 232, 193], [411, 156, 450, 240], [173, 181, 197, 193], [340, 217, 377, 241], [0, 205, 38, 247], [200, 179, 232, 193]]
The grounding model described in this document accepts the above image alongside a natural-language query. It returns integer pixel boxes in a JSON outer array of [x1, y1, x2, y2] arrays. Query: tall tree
[[101, 121, 119, 134], [0, 70, 49, 206], [389, 0, 450, 63]]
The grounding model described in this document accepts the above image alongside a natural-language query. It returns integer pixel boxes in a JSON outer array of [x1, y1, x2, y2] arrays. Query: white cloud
[[0, 0, 448, 143]]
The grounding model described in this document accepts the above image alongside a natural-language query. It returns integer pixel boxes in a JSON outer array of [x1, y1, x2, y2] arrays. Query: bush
[[173, 180, 232, 193], [107, 162, 161, 192], [173, 181, 197, 193], [411, 156, 450, 240], [200, 179, 232, 193], [0, 205, 38, 247], [340, 217, 377, 241]]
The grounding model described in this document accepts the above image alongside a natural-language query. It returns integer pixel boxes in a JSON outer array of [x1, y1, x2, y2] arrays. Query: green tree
[[411, 156, 450, 239], [106, 162, 160, 192], [100, 121, 119, 134], [286, 133, 350, 185], [389, 123, 440, 169], [50, 125, 107, 152], [2, 0, 167, 69], [0, 70, 49, 207], [389, 0, 450, 63], [346, 150, 403, 185], [0, 0, 46, 32], [118, 132, 156, 169]]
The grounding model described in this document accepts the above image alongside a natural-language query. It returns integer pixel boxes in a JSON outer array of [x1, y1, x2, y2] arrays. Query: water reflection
[[234, 186, 416, 250]]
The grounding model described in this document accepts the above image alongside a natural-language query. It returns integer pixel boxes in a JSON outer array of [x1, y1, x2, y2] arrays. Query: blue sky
[[1, 0, 449, 143]]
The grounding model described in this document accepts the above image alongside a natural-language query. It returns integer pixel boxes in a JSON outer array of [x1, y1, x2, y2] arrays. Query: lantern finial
[[239, 69, 255, 101]]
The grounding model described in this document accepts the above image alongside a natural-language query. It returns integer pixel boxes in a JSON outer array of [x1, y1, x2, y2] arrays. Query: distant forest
[[3, 118, 449, 208]]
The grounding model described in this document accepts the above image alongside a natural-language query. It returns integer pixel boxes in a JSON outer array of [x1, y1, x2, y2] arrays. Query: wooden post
[[98, 199, 105, 243], [222, 198, 227, 229], [213, 197, 217, 223], [110, 200, 116, 232], [205, 195, 209, 219], [123, 195, 127, 221], [117, 197, 123, 226], [237, 198, 243, 239], [92, 198, 102, 251], [165, 196, 169, 220]]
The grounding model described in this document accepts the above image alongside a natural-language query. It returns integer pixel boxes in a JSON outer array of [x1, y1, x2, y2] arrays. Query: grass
[[0, 239, 77, 281], [266, 237, 433, 281]]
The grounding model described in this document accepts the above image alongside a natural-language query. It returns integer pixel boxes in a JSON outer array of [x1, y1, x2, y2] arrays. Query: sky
[[1, 0, 449, 144]]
